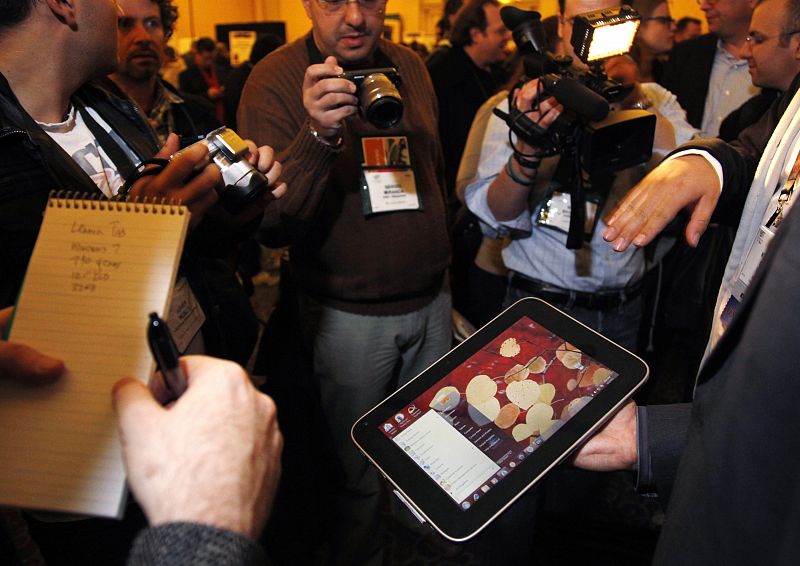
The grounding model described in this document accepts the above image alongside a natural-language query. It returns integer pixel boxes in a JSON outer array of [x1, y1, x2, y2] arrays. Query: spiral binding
[[48, 190, 185, 214]]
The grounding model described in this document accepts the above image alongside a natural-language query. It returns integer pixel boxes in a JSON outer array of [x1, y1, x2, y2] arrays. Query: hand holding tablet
[[351, 298, 648, 541]]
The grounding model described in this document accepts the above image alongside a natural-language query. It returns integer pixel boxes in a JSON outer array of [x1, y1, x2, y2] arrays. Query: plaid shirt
[[147, 81, 185, 146]]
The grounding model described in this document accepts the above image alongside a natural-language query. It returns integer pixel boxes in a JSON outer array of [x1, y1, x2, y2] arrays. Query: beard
[[119, 50, 162, 82]]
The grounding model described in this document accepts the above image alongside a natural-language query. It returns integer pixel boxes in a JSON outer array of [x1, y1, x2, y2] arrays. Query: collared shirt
[[463, 84, 692, 292], [701, 40, 760, 137], [147, 81, 184, 146]]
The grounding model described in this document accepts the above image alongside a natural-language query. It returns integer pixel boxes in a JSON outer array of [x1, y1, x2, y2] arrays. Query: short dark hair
[[152, 0, 178, 39], [450, 0, 500, 48], [753, 0, 800, 46], [194, 37, 216, 53], [675, 16, 701, 32], [0, 0, 37, 29]]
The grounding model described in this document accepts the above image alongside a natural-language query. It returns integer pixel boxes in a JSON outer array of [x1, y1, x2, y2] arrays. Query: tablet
[[351, 298, 648, 542]]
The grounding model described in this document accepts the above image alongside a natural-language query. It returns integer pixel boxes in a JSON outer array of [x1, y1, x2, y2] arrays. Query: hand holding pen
[[147, 312, 187, 402]]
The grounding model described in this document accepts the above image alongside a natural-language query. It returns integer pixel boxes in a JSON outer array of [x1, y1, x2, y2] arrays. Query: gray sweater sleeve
[[127, 523, 268, 566]]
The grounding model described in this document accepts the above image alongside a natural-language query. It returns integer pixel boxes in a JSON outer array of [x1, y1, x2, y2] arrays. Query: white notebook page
[[0, 197, 189, 518]]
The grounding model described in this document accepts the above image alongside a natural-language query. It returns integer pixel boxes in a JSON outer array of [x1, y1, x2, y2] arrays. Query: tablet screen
[[377, 315, 619, 510]]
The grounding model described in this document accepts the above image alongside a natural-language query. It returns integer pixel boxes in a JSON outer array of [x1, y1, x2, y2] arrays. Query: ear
[[301, 0, 313, 19], [470, 26, 484, 44], [44, 0, 78, 29], [792, 34, 800, 61]]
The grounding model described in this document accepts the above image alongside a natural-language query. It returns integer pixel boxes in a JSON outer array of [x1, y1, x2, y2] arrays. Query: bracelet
[[308, 122, 343, 149], [505, 154, 536, 186], [513, 152, 542, 170]]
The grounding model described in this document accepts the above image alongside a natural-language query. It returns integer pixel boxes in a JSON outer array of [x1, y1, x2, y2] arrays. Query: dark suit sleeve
[[639, 404, 693, 506], [127, 523, 268, 566]]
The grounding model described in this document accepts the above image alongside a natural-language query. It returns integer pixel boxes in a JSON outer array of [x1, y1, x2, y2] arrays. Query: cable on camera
[[116, 158, 170, 199]]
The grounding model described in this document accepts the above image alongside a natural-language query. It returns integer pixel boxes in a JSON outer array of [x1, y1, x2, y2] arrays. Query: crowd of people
[[2, 0, 800, 564]]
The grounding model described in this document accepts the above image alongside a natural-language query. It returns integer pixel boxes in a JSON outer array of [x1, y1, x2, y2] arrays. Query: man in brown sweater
[[238, 1, 451, 564]]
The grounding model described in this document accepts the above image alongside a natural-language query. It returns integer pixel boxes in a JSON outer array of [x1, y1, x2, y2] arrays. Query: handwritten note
[[0, 197, 189, 518]]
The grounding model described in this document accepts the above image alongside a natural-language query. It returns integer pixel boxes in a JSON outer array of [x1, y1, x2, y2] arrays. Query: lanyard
[[766, 147, 800, 228]]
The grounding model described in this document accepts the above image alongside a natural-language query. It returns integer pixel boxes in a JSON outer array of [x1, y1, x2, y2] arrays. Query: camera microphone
[[540, 76, 609, 122]]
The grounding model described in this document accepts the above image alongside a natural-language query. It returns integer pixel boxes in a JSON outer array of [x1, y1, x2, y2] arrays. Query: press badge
[[537, 191, 599, 238], [721, 225, 775, 330], [167, 277, 206, 353], [360, 136, 421, 215]]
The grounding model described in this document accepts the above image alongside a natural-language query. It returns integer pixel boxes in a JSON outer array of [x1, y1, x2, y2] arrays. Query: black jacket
[[426, 45, 498, 206], [0, 73, 257, 364], [644, 72, 800, 564], [660, 33, 719, 129]]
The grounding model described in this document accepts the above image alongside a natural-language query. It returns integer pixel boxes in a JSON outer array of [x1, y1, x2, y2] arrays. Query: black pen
[[147, 312, 187, 399]]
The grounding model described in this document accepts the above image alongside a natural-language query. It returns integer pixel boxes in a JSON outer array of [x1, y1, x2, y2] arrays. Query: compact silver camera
[[185, 127, 269, 214], [339, 67, 403, 129]]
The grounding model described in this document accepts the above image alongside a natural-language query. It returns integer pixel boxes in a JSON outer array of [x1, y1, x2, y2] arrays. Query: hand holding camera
[[303, 55, 404, 142], [126, 134, 221, 228], [303, 56, 358, 142], [126, 131, 286, 226], [512, 79, 563, 155]]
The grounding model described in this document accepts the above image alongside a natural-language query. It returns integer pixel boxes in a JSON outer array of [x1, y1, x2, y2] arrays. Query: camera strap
[[75, 102, 137, 183]]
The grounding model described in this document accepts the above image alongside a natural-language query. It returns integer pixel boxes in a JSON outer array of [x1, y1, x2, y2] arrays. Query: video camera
[[494, 5, 656, 248]]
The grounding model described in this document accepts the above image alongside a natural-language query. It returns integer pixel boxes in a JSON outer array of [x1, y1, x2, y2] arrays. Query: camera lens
[[360, 73, 403, 129]]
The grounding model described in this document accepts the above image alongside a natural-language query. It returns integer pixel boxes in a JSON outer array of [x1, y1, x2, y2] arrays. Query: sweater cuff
[[293, 118, 345, 160], [127, 522, 267, 566]]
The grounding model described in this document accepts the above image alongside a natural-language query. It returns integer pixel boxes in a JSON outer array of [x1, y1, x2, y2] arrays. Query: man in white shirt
[[661, 0, 759, 137]]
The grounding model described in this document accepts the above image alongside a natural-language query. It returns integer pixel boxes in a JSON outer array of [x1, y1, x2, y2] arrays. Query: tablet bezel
[[351, 297, 648, 542]]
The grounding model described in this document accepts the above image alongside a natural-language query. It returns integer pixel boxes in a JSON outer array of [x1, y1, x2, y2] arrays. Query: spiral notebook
[[0, 194, 190, 518]]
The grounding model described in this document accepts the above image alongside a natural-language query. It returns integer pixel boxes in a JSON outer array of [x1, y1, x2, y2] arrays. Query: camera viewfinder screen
[[378, 316, 619, 510]]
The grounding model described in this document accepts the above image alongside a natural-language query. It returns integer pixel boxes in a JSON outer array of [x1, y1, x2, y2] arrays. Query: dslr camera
[[182, 127, 271, 214], [339, 67, 403, 129]]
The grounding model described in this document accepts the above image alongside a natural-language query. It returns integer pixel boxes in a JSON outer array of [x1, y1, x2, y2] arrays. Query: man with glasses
[[718, 0, 800, 136], [238, 1, 450, 564], [572, 4, 800, 561], [661, 0, 759, 137], [740, 0, 800, 93]]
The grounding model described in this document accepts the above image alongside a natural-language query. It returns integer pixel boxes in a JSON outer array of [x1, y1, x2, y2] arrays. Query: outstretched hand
[[603, 155, 721, 251]]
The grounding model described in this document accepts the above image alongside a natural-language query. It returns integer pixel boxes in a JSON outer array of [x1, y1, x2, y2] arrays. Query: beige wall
[[168, 0, 707, 54]]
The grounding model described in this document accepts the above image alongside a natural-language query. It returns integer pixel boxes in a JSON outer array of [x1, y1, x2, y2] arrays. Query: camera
[[496, 5, 656, 249], [183, 127, 270, 214], [339, 67, 403, 129], [497, 5, 655, 173]]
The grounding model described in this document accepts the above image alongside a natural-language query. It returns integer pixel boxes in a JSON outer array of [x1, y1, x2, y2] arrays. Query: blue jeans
[[504, 283, 642, 351], [299, 290, 452, 566]]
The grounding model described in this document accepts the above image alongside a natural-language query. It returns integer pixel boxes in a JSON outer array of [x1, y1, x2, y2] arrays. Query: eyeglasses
[[745, 30, 800, 45], [315, 0, 388, 14], [642, 16, 675, 26]]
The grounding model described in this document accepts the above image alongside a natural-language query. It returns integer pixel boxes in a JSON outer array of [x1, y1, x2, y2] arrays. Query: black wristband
[[513, 152, 542, 170]]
